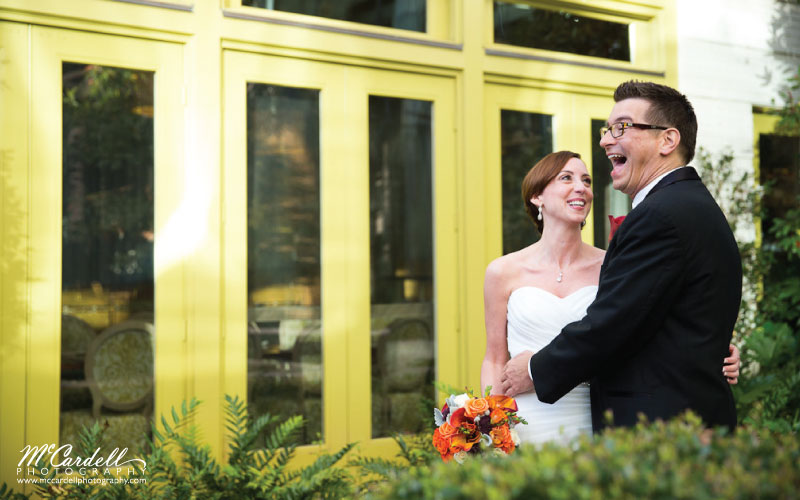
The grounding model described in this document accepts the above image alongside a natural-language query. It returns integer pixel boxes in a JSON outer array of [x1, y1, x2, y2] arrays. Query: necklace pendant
[[557, 271, 563, 283]]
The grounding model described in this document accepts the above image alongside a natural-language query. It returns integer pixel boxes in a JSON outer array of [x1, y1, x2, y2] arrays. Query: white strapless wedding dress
[[506, 285, 597, 446]]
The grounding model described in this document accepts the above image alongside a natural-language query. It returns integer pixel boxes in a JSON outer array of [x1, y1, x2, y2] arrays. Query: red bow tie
[[608, 215, 626, 241]]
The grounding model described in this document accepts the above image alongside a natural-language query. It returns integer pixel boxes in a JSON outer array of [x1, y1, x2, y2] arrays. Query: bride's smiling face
[[533, 158, 593, 228]]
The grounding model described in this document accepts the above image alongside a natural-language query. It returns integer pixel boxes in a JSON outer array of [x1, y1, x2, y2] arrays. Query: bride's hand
[[724, 344, 740, 385], [499, 350, 535, 397]]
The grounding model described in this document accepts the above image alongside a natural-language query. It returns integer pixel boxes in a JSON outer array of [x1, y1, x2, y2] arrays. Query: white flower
[[492, 447, 507, 457], [473, 416, 480, 423], [510, 427, 521, 446], [451, 393, 470, 409], [453, 450, 469, 464]]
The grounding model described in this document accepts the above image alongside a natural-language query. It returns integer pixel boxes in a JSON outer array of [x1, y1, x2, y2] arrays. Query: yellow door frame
[[222, 50, 458, 462], [0, 25, 186, 487]]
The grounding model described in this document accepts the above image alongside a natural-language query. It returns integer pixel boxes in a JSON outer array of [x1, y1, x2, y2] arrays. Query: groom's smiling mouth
[[608, 153, 627, 176]]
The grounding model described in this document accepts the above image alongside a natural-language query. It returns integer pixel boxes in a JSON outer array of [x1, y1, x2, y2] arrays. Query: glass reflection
[[247, 84, 322, 445], [592, 118, 631, 248], [501, 110, 552, 254], [759, 134, 800, 288], [494, 1, 630, 61], [243, 0, 426, 32], [60, 63, 154, 452], [369, 96, 434, 438]]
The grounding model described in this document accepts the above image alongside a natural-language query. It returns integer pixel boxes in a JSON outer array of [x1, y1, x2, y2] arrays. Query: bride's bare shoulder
[[584, 244, 606, 268], [485, 245, 535, 283]]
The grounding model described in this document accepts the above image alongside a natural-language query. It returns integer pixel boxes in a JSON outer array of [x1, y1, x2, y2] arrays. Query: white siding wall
[[677, 0, 800, 167], [677, 0, 800, 245]]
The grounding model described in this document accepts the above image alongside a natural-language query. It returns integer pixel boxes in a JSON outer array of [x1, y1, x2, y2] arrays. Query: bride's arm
[[481, 260, 511, 395]]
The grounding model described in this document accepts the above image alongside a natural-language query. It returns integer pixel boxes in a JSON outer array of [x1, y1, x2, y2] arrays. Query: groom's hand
[[500, 350, 535, 397]]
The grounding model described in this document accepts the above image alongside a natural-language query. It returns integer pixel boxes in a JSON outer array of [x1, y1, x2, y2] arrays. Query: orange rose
[[490, 424, 515, 454], [432, 428, 454, 460], [464, 397, 490, 418], [438, 421, 459, 439], [489, 408, 508, 425]]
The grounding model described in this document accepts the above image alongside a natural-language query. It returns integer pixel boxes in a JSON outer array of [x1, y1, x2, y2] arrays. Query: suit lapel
[[645, 167, 700, 200]]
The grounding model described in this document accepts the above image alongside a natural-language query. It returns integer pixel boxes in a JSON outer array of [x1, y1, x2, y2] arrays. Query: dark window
[[592, 118, 631, 248], [246, 84, 322, 445], [501, 110, 552, 254], [494, 1, 630, 61], [369, 96, 435, 438], [61, 63, 155, 453], [243, 0, 426, 33], [759, 133, 800, 287]]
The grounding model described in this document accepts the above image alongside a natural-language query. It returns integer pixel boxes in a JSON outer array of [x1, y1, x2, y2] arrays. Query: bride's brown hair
[[522, 150, 582, 234]]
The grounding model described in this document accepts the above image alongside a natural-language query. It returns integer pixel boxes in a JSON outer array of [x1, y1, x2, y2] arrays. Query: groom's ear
[[659, 128, 681, 156]]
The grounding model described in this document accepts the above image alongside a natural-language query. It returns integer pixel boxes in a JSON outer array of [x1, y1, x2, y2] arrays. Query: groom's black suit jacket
[[530, 167, 741, 431]]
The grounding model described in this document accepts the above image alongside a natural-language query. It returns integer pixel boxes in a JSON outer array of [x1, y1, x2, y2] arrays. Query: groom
[[500, 81, 741, 431]]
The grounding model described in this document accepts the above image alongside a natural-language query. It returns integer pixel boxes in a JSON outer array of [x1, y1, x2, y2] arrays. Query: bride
[[481, 151, 740, 445]]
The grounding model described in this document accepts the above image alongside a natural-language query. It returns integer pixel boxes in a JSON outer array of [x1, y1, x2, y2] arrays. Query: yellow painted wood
[[1, 0, 678, 471], [221, 52, 351, 459], [183, 0, 225, 461], [485, 0, 676, 88], [752, 112, 781, 256], [28, 25, 186, 453], [0, 0, 193, 41], [459, 0, 489, 393], [0, 20, 31, 491], [222, 52, 458, 456], [346, 67, 459, 442]]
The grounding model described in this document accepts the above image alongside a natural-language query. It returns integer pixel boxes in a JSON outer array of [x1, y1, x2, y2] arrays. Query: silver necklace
[[557, 270, 563, 282]]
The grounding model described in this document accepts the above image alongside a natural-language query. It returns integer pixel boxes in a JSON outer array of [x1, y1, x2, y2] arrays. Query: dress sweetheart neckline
[[509, 285, 598, 301]]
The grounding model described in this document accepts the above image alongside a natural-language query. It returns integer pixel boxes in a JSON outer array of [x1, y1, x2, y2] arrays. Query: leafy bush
[[349, 433, 438, 492], [368, 413, 800, 500], [5, 395, 354, 499], [733, 203, 800, 432]]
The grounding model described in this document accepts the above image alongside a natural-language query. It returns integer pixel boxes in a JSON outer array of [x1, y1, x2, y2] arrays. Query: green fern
[[350, 433, 437, 492], [9, 396, 356, 499]]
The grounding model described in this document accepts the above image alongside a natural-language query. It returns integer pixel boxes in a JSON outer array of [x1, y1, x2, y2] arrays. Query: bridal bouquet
[[432, 388, 526, 463]]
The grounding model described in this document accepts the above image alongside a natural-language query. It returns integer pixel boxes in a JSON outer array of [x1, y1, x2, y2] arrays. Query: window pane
[[592, 118, 631, 248], [247, 84, 321, 445], [494, 1, 630, 61], [369, 96, 434, 438], [501, 110, 552, 254], [61, 63, 155, 452], [759, 133, 800, 287], [243, 0, 426, 33]]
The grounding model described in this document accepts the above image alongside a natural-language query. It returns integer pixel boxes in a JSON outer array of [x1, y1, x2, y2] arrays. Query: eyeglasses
[[599, 122, 668, 140]]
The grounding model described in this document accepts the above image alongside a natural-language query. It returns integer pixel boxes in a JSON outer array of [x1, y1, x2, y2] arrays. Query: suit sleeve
[[531, 203, 685, 403]]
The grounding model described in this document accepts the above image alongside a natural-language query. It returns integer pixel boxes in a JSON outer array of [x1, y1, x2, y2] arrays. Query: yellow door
[[483, 84, 624, 257], [222, 51, 458, 459], [1, 25, 185, 481]]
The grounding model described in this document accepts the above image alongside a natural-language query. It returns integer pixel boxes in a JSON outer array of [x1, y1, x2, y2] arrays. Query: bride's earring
[[537, 205, 543, 221], [580, 219, 586, 229]]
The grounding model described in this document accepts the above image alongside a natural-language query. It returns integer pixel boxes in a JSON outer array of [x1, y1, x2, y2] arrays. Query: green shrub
[[733, 203, 800, 432], [368, 413, 800, 500]]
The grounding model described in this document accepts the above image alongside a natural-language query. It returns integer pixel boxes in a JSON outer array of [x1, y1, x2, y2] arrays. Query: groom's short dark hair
[[614, 81, 697, 164]]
